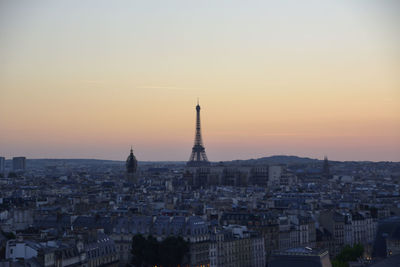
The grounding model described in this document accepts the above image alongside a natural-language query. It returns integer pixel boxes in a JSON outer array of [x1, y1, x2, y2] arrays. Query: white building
[[6, 240, 39, 261], [268, 166, 283, 187]]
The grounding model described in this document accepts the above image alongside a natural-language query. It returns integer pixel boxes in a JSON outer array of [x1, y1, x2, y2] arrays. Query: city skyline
[[1, 0, 399, 161]]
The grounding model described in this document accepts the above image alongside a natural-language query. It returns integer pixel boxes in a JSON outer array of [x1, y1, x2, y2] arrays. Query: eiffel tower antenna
[[187, 101, 210, 167]]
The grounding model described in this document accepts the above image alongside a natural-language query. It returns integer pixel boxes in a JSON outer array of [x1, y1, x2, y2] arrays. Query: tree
[[159, 236, 189, 266], [1, 230, 16, 240], [131, 235, 189, 267], [8, 172, 17, 178], [333, 244, 364, 267], [0, 231, 16, 259], [332, 259, 348, 267], [131, 234, 146, 266], [144, 235, 159, 266]]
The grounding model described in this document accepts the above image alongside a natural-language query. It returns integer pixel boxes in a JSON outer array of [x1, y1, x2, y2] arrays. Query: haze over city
[[1, 0, 399, 161]]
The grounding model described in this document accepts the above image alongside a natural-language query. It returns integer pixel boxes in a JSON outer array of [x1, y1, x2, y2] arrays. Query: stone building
[[209, 225, 265, 267], [126, 147, 138, 183]]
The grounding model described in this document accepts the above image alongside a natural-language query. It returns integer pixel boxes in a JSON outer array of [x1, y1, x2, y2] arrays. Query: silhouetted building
[[322, 156, 330, 179], [269, 247, 332, 267], [187, 101, 210, 167], [192, 167, 211, 188], [250, 166, 269, 186], [0, 156, 5, 174], [126, 147, 138, 183], [12, 157, 26, 172], [373, 216, 400, 258]]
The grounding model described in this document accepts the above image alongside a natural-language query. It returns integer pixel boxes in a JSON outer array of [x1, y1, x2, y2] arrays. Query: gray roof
[[112, 215, 208, 237], [113, 216, 152, 234], [86, 233, 117, 259]]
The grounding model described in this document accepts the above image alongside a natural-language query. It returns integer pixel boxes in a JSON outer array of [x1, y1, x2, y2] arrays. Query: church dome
[[126, 148, 137, 173]]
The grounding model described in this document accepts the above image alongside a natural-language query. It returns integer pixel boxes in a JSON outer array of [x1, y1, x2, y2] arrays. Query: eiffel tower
[[187, 100, 210, 167]]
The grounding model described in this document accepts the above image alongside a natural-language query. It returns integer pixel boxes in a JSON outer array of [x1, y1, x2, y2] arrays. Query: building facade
[[12, 157, 26, 172]]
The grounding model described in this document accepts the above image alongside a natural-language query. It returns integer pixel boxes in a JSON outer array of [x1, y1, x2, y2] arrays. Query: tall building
[[0, 157, 5, 174], [322, 156, 330, 178], [250, 166, 269, 186], [187, 101, 210, 167], [12, 157, 26, 172], [126, 147, 138, 183], [268, 165, 283, 187]]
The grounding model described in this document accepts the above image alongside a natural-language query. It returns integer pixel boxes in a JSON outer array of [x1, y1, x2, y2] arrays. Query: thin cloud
[[135, 86, 196, 91], [81, 80, 105, 85]]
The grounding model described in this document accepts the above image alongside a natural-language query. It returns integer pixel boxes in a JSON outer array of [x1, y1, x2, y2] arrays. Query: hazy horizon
[[2, 154, 400, 163], [1, 0, 399, 162]]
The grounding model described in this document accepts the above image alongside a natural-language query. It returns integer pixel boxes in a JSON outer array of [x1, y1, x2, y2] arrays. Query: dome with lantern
[[126, 147, 137, 174]]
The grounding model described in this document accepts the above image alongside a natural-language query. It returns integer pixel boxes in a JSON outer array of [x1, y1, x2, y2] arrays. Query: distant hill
[[220, 155, 321, 165], [255, 155, 320, 164]]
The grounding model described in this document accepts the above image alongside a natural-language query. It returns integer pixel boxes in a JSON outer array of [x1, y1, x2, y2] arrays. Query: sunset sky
[[0, 0, 399, 161]]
